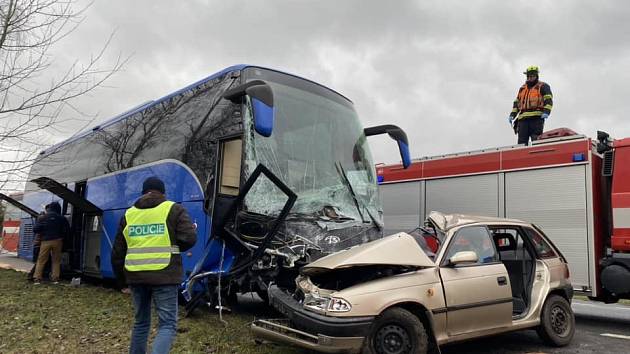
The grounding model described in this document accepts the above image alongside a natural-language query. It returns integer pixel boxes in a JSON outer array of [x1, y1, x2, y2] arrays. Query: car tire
[[536, 294, 575, 347], [363, 307, 428, 354]]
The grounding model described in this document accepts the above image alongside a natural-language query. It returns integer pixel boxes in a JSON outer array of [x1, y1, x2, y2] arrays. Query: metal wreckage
[[176, 66, 412, 315]]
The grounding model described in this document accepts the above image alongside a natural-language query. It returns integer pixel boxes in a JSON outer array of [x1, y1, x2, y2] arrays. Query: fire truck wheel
[[536, 294, 575, 347]]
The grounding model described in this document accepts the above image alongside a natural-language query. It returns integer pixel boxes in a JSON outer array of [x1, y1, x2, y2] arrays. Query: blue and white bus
[[1, 65, 410, 309]]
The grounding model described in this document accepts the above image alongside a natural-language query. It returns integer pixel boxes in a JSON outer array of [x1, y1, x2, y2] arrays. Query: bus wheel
[[536, 295, 575, 347], [365, 307, 428, 354]]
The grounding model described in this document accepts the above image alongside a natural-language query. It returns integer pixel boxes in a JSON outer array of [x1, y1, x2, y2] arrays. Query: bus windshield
[[243, 75, 381, 226]]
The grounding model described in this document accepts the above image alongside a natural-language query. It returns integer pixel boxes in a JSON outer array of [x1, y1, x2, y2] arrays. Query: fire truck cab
[[377, 128, 630, 303]]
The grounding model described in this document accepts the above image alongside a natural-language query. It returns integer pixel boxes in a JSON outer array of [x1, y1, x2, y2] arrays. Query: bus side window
[[219, 139, 242, 196]]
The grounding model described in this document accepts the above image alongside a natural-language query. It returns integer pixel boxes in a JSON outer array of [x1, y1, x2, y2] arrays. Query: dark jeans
[[130, 284, 178, 354], [517, 118, 545, 145]]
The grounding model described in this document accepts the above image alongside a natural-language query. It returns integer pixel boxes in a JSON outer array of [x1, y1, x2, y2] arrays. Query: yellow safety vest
[[123, 201, 177, 272]]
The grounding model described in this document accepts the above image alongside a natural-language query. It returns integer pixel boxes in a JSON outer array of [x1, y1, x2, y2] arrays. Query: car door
[[439, 225, 513, 337]]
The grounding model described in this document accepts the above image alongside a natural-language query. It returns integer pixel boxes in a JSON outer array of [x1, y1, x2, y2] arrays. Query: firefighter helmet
[[523, 65, 540, 75]]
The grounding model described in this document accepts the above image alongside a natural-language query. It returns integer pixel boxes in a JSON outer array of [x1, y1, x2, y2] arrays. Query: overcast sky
[[44, 0, 630, 165]]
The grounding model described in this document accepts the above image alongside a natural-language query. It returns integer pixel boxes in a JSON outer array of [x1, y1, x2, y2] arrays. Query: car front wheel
[[536, 294, 575, 347], [364, 307, 428, 354]]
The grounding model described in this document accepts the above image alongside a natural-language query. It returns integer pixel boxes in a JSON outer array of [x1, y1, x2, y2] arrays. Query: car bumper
[[252, 318, 365, 354], [250, 285, 375, 353]]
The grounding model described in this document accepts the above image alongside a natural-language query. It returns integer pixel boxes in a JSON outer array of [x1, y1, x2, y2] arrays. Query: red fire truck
[[377, 128, 630, 303]]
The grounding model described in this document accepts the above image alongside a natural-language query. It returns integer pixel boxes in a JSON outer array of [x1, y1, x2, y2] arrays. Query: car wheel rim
[[375, 324, 411, 354], [550, 305, 570, 336]]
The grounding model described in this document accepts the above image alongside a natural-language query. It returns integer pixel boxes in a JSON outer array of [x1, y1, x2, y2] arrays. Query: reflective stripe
[[543, 94, 553, 100], [125, 258, 171, 266], [519, 110, 543, 118], [127, 246, 180, 254], [544, 104, 553, 110], [511, 108, 519, 113], [123, 201, 175, 271], [517, 82, 545, 112], [613, 208, 630, 228]]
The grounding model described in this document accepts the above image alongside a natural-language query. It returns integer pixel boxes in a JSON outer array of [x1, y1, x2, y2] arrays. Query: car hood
[[302, 232, 435, 274]]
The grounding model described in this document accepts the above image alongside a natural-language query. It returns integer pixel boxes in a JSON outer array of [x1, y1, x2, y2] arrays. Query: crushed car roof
[[428, 211, 527, 231]]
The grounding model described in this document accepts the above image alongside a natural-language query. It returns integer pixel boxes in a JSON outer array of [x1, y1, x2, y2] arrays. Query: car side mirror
[[449, 251, 478, 266], [223, 80, 275, 137], [364, 124, 411, 168]]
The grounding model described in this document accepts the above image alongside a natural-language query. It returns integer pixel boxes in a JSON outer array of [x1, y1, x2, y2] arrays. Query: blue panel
[[397, 140, 411, 168], [180, 201, 211, 275], [252, 98, 274, 137], [573, 153, 586, 162], [377, 175, 384, 184], [17, 217, 35, 261], [99, 208, 126, 279], [86, 161, 204, 210], [97, 200, 211, 280]]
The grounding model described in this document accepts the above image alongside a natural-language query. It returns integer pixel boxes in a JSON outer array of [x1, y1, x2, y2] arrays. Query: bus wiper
[[334, 161, 366, 223]]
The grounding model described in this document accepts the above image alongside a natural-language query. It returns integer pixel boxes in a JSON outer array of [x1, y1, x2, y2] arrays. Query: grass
[[0, 269, 301, 354]]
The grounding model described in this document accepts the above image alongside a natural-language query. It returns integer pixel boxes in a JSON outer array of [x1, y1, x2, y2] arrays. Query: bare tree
[[0, 0, 125, 192]]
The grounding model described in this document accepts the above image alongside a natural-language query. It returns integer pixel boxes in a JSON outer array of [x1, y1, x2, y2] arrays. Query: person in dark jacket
[[27, 211, 47, 282], [33, 202, 69, 284], [111, 177, 197, 354], [507, 65, 553, 145]]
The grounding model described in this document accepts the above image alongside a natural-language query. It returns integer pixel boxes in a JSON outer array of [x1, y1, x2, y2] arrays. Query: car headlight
[[327, 297, 352, 312], [297, 277, 313, 293]]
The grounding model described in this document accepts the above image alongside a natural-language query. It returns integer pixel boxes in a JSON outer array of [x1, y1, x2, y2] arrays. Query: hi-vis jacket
[[510, 81, 553, 120], [112, 193, 197, 286], [123, 201, 177, 271]]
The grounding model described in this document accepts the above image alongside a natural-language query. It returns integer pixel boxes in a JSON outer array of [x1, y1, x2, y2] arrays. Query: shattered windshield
[[242, 72, 382, 226]]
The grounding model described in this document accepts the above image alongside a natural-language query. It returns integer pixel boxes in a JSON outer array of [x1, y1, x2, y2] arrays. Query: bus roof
[[41, 64, 352, 156]]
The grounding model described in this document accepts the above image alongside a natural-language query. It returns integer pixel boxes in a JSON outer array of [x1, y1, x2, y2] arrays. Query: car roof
[[427, 211, 528, 231]]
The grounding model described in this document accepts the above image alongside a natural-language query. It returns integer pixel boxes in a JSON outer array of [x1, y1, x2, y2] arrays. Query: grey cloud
[[42, 0, 630, 166]]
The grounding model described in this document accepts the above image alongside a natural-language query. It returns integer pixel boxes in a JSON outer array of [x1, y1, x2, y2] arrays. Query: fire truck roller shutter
[[380, 181, 422, 236], [425, 174, 500, 218], [505, 165, 591, 291]]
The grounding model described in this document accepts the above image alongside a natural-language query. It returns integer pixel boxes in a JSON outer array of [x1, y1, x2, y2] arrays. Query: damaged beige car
[[252, 212, 575, 353]]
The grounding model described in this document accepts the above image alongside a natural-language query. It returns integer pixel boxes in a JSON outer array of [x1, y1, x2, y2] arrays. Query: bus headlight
[[327, 297, 352, 312]]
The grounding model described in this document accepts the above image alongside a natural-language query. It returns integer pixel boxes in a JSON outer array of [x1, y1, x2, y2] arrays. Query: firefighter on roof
[[508, 65, 553, 145]]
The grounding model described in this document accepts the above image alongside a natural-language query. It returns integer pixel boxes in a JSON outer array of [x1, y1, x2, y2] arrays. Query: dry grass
[[0, 269, 301, 354]]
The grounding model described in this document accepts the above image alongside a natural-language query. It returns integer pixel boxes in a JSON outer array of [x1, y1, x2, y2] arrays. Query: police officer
[[508, 65, 554, 145], [111, 177, 196, 354]]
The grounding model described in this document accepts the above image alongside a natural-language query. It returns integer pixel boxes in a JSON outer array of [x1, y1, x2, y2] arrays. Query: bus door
[[208, 137, 243, 238], [82, 212, 103, 277], [30, 177, 102, 276]]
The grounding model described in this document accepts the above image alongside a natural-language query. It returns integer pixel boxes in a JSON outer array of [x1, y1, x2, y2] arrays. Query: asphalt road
[[442, 300, 630, 354], [238, 295, 630, 353]]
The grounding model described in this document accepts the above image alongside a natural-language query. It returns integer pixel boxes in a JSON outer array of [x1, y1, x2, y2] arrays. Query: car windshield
[[242, 76, 381, 225]]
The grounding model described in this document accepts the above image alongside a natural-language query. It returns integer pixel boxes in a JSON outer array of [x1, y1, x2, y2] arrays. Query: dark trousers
[[517, 118, 545, 145]]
